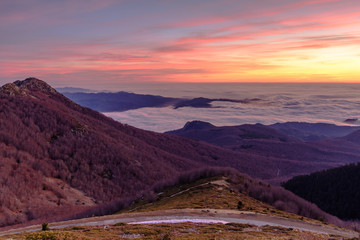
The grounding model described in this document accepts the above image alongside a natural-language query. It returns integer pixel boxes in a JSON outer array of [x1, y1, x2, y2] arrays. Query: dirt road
[[0, 209, 358, 238]]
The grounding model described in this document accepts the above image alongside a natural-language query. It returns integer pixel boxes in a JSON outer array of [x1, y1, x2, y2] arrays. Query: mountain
[[167, 121, 296, 148], [167, 121, 360, 184], [61, 91, 178, 112], [61, 91, 259, 112], [269, 122, 360, 141], [0, 78, 299, 227], [56, 87, 97, 93], [283, 162, 360, 220], [341, 129, 360, 143], [2, 172, 358, 239]]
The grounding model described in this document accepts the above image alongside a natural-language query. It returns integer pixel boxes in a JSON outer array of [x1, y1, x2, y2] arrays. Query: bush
[[237, 200, 243, 210], [42, 222, 49, 231], [25, 231, 82, 240]]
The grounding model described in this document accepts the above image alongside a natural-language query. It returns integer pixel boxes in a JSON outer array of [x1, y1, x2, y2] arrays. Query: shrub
[[42, 222, 49, 231], [237, 200, 243, 210], [25, 231, 82, 240]]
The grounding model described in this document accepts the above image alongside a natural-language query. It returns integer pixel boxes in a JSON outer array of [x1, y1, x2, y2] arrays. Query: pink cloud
[[1, 0, 360, 84]]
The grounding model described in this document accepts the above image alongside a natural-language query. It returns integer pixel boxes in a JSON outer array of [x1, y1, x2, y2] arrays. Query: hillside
[[0, 78, 314, 227], [283, 162, 360, 220], [167, 120, 360, 184], [167, 121, 297, 147], [1, 173, 357, 240], [269, 122, 360, 141], [124, 170, 340, 224]]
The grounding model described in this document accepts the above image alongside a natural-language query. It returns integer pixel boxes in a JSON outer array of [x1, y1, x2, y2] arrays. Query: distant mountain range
[[56, 87, 98, 93], [166, 120, 360, 185], [269, 122, 360, 141], [59, 90, 261, 112]]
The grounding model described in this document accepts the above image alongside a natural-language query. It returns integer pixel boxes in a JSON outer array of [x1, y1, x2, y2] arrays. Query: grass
[[2, 223, 339, 240], [0, 176, 351, 240], [121, 176, 322, 225], [123, 176, 267, 212]]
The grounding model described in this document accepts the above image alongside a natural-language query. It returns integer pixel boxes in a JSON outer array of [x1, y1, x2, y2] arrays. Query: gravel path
[[0, 209, 358, 238]]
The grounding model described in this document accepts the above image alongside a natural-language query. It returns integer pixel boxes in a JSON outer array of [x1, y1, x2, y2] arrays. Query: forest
[[283, 162, 360, 220]]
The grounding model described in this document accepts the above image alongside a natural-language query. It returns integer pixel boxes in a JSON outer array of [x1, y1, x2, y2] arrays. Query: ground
[[0, 176, 358, 240]]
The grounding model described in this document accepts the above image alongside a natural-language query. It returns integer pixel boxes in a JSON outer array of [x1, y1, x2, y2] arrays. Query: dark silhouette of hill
[[56, 87, 96, 93], [283, 162, 360, 220], [172, 97, 261, 109], [269, 122, 360, 141], [62, 91, 178, 112], [167, 121, 296, 147], [341, 129, 360, 143], [167, 121, 360, 184], [0, 78, 302, 227], [61, 91, 260, 112]]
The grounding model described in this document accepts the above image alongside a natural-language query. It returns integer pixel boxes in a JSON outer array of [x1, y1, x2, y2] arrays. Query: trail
[[0, 209, 358, 238]]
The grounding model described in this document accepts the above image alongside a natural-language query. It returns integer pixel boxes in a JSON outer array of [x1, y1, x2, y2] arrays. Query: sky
[[1, 0, 360, 88]]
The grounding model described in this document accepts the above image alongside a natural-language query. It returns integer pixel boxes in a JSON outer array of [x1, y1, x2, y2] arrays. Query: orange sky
[[1, 0, 360, 88]]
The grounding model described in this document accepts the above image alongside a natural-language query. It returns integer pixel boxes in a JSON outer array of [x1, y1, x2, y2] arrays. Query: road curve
[[0, 209, 358, 238]]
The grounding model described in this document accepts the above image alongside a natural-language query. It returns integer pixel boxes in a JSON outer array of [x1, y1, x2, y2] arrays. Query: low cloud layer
[[104, 83, 360, 132]]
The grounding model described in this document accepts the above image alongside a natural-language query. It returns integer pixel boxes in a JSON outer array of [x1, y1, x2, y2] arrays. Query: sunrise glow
[[1, 0, 360, 87]]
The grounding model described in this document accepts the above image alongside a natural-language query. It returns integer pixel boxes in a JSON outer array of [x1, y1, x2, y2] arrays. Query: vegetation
[[41, 223, 49, 231], [3, 223, 344, 240], [25, 231, 84, 240], [0, 174, 356, 240], [121, 172, 344, 228], [283, 162, 360, 220]]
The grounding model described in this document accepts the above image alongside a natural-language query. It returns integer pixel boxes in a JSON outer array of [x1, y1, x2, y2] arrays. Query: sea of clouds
[[104, 83, 360, 132]]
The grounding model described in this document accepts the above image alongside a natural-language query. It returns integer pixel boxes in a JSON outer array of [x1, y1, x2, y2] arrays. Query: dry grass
[[1, 223, 342, 240], [122, 176, 324, 226], [1, 176, 349, 240]]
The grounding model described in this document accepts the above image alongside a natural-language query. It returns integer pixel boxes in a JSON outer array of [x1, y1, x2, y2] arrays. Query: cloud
[[1, 0, 360, 84], [154, 44, 194, 53]]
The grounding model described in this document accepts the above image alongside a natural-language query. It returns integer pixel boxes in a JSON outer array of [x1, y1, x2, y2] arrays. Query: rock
[[14, 77, 59, 95], [0, 83, 27, 96]]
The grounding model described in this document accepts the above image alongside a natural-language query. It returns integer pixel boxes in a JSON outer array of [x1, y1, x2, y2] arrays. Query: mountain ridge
[[60, 90, 260, 112]]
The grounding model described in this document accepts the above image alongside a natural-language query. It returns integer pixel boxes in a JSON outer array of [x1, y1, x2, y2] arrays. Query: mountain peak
[[0, 77, 61, 98], [183, 120, 216, 131], [14, 77, 58, 95]]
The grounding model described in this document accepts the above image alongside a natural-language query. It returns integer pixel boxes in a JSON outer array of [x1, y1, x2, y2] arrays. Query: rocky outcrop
[[0, 83, 27, 96], [14, 77, 59, 95], [0, 77, 61, 98]]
